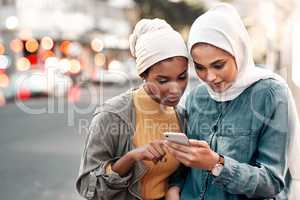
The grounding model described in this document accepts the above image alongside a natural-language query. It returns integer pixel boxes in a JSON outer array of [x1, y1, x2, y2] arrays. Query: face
[[191, 43, 238, 93], [143, 56, 188, 107]]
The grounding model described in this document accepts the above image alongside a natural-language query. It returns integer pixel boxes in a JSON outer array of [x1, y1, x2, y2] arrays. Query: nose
[[205, 69, 217, 82], [168, 82, 181, 95]]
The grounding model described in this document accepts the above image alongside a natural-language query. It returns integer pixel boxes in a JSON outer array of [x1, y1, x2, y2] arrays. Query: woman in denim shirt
[[165, 3, 300, 200]]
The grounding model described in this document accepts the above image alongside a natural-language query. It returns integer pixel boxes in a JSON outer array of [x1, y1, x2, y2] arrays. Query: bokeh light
[[10, 39, 24, 53], [19, 29, 33, 40], [0, 72, 9, 88], [40, 50, 55, 61], [45, 57, 59, 69], [5, 16, 19, 30], [60, 41, 71, 55], [0, 55, 11, 69], [27, 54, 38, 65], [68, 85, 81, 103], [25, 39, 39, 53], [68, 42, 82, 56], [0, 91, 5, 106], [17, 57, 31, 71], [59, 59, 71, 73], [91, 38, 104, 52], [94, 53, 106, 67], [41, 36, 54, 50], [69, 59, 81, 74], [109, 60, 122, 71], [17, 88, 31, 101], [0, 43, 5, 55]]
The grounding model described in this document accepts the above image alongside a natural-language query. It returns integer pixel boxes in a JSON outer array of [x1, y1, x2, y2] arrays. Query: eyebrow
[[194, 62, 204, 68], [156, 69, 188, 79], [194, 59, 226, 67], [178, 69, 188, 76], [210, 59, 226, 65]]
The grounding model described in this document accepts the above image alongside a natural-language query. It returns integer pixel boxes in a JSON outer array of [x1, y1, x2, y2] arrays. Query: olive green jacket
[[75, 90, 187, 200]]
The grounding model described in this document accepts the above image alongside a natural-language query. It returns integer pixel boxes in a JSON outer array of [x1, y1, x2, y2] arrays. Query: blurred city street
[[0, 84, 133, 200]]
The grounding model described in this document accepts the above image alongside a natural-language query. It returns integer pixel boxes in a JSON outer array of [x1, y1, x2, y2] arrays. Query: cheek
[[178, 79, 188, 90], [159, 85, 172, 97], [148, 82, 170, 99], [221, 65, 238, 82], [148, 82, 161, 96], [181, 80, 188, 91], [228, 68, 238, 82], [196, 70, 207, 81]]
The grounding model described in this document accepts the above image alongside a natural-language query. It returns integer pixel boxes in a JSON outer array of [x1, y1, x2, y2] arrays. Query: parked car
[[3, 70, 73, 101]]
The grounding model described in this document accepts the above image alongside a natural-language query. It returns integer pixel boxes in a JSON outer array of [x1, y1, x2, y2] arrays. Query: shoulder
[[248, 78, 288, 102], [251, 78, 287, 91], [246, 79, 288, 117], [185, 84, 209, 108], [89, 112, 124, 137], [90, 91, 135, 132], [93, 90, 133, 115], [187, 84, 208, 101], [91, 111, 122, 125]]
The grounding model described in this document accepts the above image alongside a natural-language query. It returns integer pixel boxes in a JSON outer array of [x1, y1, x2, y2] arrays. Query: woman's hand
[[165, 186, 180, 200], [165, 139, 219, 170], [128, 140, 166, 164], [111, 140, 166, 176]]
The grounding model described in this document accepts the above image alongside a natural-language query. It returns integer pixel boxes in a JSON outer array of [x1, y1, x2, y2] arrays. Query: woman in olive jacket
[[76, 18, 189, 200]]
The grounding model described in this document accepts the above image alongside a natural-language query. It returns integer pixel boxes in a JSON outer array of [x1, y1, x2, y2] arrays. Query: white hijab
[[188, 3, 300, 198]]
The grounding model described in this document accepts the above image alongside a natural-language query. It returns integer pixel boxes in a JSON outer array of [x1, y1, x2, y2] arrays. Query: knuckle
[[191, 149, 198, 155], [203, 141, 209, 147], [187, 156, 193, 162], [185, 161, 191, 166], [174, 144, 180, 150]]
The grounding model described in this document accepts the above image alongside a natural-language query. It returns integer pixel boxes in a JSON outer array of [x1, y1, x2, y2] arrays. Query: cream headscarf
[[188, 3, 300, 199], [129, 18, 188, 76]]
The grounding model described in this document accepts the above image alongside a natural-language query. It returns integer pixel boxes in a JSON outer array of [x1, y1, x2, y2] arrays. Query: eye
[[157, 78, 168, 84], [178, 72, 187, 80], [213, 62, 226, 70], [195, 64, 205, 71]]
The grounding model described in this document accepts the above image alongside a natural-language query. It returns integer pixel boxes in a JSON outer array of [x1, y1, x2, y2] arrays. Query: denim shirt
[[179, 79, 290, 200]]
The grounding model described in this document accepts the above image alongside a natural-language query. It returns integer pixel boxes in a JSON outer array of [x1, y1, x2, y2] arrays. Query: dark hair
[[140, 68, 150, 79]]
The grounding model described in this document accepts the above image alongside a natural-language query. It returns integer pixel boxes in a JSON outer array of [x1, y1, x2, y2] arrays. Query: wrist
[[126, 151, 139, 162], [169, 186, 180, 193], [209, 152, 220, 170], [211, 154, 225, 177], [111, 152, 137, 176], [166, 186, 180, 200]]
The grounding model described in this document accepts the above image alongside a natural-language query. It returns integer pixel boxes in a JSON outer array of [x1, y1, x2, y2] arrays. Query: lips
[[166, 96, 180, 103], [212, 81, 223, 87]]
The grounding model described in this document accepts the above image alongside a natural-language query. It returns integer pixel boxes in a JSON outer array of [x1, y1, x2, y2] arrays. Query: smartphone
[[163, 132, 189, 145]]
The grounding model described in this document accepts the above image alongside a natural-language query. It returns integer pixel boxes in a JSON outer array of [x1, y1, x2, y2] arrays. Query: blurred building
[[0, 0, 137, 85]]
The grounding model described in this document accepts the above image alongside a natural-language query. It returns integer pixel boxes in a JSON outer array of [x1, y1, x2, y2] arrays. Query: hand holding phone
[[163, 132, 189, 145]]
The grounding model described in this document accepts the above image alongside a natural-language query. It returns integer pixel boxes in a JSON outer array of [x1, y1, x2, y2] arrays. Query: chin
[[163, 100, 180, 107], [212, 88, 225, 93], [210, 84, 231, 93]]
